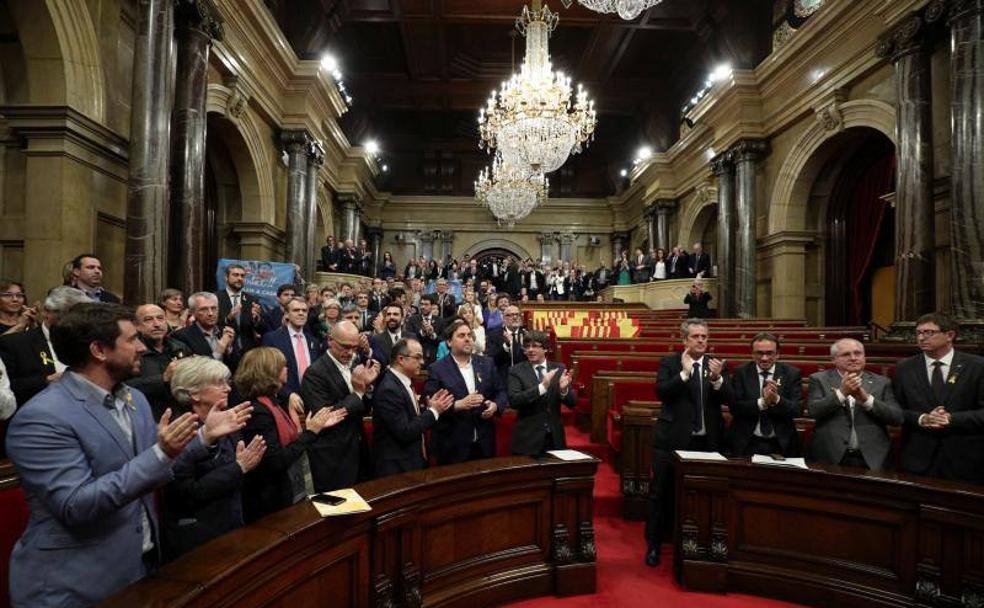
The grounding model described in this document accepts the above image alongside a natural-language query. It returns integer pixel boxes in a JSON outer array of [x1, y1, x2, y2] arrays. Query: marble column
[[732, 140, 768, 319], [539, 232, 557, 264], [610, 231, 629, 264], [169, 0, 222, 293], [875, 14, 936, 337], [125, 0, 174, 303], [440, 231, 455, 261], [949, 0, 984, 335], [644, 208, 657, 252], [711, 154, 736, 317], [367, 227, 383, 275], [655, 199, 676, 253], [338, 193, 360, 244], [558, 233, 575, 262], [419, 231, 436, 260], [353, 217, 362, 246], [280, 130, 310, 268], [304, 140, 325, 279]]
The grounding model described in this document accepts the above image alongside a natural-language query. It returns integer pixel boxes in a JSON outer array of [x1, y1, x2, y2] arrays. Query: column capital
[[366, 226, 384, 238], [730, 139, 770, 163], [307, 139, 326, 165], [440, 230, 455, 242], [558, 232, 576, 245], [610, 231, 630, 243], [336, 191, 361, 210], [948, 0, 983, 24], [279, 129, 312, 154], [655, 198, 678, 213], [709, 153, 735, 176], [174, 0, 224, 40], [538, 231, 559, 244]]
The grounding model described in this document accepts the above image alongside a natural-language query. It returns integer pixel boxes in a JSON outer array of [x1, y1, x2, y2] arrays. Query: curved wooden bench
[[102, 456, 599, 607]]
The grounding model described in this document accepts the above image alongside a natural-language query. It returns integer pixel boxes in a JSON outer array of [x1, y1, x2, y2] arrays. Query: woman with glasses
[[0, 281, 32, 335]]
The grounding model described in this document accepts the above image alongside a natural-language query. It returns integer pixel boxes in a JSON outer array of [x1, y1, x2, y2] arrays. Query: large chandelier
[[560, 0, 664, 20], [478, 1, 596, 174], [474, 155, 549, 227]]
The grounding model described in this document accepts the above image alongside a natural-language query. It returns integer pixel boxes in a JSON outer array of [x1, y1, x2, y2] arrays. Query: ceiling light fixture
[[474, 154, 549, 227], [559, 0, 664, 21]]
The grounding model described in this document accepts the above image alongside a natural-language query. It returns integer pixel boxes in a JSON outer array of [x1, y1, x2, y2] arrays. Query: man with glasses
[[726, 332, 802, 457], [488, 304, 528, 382], [893, 312, 984, 483], [424, 319, 506, 464], [807, 338, 902, 471], [372, 338, 453, 476], [507, 331, 576, 456], [0, 286, 89, 406], [300, 320, 381, 491]]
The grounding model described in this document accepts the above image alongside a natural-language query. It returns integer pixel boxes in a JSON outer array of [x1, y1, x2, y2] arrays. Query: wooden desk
[[673, 456, 984, 607], [102, 456, 599, 607]]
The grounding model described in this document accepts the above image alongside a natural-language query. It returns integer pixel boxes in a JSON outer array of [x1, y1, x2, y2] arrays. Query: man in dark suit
[[357, 239, 373, 276], [372, 338, 453, 477], [727, 332, 802, 457], [807, 338, 903, 471], [299, 320, 381, 491], [594, 263, 610, 291], [337, 239, 357, 273], [503, 257, 522, 297], [507, 330, 576, 456], [645, 318, 729, 567], [487, 304, 528, 382], [0, 286, 88, 406], [71, 253, 121, 303], [256, 284, 296, 338], [688, 242, 712, 278], [684, 281, 713, 318], [522, 264, 545, 300], [424, 319, 507, 464], [217, 263, 262, 367], [172, 292, 237, 363], [666, 247, 686, 279], [367, 279, 389, 315], [320, 235, 339, 272], [404, 294, 443, 365], [127, 304, 193, 421], [434, 279, 457, 318], [261, 297, 321, 396], [894, 312, 984, 483], [370, 304, 417, 368]]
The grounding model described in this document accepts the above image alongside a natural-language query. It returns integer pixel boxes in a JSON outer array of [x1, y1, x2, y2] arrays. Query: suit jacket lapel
[[64, 375, 134, 458], [943, 352, 964, 406], [911, 356, 937, 410]]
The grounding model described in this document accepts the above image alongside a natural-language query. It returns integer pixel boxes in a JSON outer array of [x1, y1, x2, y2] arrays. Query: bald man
[[299, 320, 381, 491], [807, 338, 902, 471], [126, 304, 192, 421]]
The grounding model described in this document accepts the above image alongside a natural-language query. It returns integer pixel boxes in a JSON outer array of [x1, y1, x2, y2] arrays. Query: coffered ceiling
[[267, 0, 773, 197]]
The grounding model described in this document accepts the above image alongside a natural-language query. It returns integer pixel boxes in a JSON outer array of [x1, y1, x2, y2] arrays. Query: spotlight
[[620, 169, 628, 177], [320, 54, 339, 73], [382, 164, 389, 172], [365, 140, 380, 156], [636, 145, 653, 160], [708, 63, 733, 83]]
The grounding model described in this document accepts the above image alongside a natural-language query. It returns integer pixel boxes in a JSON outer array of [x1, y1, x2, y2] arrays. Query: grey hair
[[170, 356, 231, 406], [680, 317, 709, 339], [44, 286, 90, 313], [187, 291, 217, 311], [285, 296, 308, 310], [830, 338, 863, 358]]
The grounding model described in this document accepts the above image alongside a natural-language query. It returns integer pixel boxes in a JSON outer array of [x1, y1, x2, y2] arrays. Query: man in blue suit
[[5, 303, 251, 607], [424, 318, 507, 465], [261, 297, 322, 396]]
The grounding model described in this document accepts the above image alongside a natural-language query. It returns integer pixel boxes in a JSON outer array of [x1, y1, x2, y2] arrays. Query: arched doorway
[[472, 247, 520, 266], [689, 203, 718, 266]]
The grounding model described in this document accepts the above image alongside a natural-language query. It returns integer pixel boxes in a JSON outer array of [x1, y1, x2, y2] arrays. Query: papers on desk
[[751, 455, 810, 469], [547, 449, 594, 461], [674, 450, 727, 461], [308, 488, 372, 517]]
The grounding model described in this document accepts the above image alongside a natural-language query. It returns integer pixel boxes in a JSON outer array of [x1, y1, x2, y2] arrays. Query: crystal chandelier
[[474, 155, 549, 227], [478, 2, 596, 174], [560, 0, 664, 20]]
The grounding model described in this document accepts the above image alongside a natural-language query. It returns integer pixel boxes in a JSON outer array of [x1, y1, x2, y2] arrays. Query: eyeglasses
[[915, 329, 943, 338], [0, 292, 25, 299], [401, 353, 425, 361], [333, 342, 360, 351]]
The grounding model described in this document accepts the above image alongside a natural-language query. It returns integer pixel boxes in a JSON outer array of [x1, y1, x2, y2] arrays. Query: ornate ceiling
[[267, 0, 773, 197]]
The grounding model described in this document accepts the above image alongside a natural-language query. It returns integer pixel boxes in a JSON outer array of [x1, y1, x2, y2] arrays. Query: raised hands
[[158, 408, 200, 458], [235, 435, 267, 472], [203, 400, 253, 445], [305, 406, 348, 433], [426, 388, 454, 414]]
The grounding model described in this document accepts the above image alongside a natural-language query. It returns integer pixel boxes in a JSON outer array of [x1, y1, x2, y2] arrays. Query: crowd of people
[[613, 242, 712, 285]]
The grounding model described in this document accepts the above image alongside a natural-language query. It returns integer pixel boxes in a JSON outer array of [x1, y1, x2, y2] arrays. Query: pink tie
[[294, 333, 310, 379]]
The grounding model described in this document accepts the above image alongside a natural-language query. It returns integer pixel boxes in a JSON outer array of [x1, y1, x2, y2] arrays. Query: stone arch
[[206, 83, 275, 224], [316, 184, 335, 245], [6, 0, 106, 120], [676, 190, 716, 250], [767, 99, 896, 234], [463, 237, 535, 261]]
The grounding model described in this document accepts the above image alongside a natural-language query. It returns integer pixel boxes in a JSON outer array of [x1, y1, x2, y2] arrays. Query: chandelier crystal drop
[[565, 0, 664, 20], [478, 2, 596, 174], [474, 155, 549, 228]]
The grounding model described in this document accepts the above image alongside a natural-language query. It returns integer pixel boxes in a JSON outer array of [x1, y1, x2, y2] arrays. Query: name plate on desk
[[750, 454, 809, 469], [674, 450, 727, 461]]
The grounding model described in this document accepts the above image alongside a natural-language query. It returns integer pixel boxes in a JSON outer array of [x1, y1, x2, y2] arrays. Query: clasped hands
[[681, 352, 725, 381], [453, 390, 498, 419], [838, 372, 870, 403], [761, 380, 780, 407], [539, 367, 573, 394], [919, 405, 952, 429]]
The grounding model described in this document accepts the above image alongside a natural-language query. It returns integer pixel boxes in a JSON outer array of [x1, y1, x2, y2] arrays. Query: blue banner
[[215, 259, 295, 308], [423, 279, 463, 305]]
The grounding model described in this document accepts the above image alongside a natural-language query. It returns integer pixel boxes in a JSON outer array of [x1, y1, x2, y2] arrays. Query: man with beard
[[424, 319, 506, 464], [405, 294, 444, 365], [5, 303, 251, 607], [127, 304, 193, 421], [300, 320, 381, 491], [217, 264, 262, 368], [370, 304, 417, 368]]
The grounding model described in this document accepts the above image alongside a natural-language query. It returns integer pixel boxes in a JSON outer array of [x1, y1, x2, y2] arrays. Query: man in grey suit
[[5, 303, 250, 607], [807, 338, 903, 471]]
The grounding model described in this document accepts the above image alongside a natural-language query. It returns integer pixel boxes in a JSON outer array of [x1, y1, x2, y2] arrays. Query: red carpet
[[503, 422, 804, 608]]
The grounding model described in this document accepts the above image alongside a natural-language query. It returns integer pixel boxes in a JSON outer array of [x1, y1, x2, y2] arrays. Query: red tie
[[293, 333, 310, 379]]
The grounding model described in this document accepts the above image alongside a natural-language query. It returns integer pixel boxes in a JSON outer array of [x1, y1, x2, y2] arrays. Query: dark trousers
[[743, 436, 783, 457], [645, 435, 709, 549], [839, 449, 869, 469]]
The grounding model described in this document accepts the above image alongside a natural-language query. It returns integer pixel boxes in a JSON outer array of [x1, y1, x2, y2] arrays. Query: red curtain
[[846, 153, 896, 324]]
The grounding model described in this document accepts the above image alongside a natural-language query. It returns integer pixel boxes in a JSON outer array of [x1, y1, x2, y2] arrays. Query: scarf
[[257, 396, 299, 447]]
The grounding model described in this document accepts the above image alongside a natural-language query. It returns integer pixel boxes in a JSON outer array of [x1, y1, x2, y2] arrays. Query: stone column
[[169, 0, 222, 294], [558, 233, 576, 262], [949, 0, 984, 338], [644, 207, 657, 252], [125, 0, 175, 303], [353, 217, 363, 246], [280, 130, 310, 268], [732, 140, 769, 318], [440, 231, 455, 261], [367, 227, 383, 275], [876, 13, 937, 338], [539, 232, 557, 264], [654, 199, 676, 253], [304, 139, 325, 279], [711, 153, 736, 317], [338, 193, 360, 244], [610, 231, 629, 263], [419, 231, 436, 261]]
